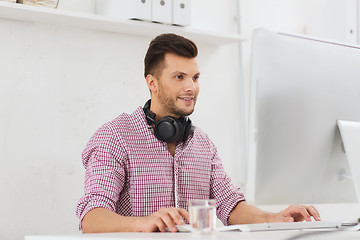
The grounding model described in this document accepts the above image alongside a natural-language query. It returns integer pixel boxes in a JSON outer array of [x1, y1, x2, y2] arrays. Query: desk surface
[[25, 203, 360, 240], [25, 231, 360, 240]]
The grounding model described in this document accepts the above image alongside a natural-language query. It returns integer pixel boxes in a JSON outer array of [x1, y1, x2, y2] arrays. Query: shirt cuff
[[219, 193, 246, 226], [76, 195, 116, 230]]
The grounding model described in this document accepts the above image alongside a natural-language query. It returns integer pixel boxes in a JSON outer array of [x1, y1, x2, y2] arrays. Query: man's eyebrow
[[170, 71, 201, 76], [171, 71, 187, 75]]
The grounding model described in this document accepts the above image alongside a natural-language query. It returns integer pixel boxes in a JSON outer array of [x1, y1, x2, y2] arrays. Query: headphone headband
[[143, 99, 156, 125]]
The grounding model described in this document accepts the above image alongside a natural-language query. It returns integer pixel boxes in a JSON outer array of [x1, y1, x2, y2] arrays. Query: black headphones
[[143, 99, 193, 143]]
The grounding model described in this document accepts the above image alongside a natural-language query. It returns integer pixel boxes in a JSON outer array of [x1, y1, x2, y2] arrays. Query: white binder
[[96, 0, 151, 21], [172, 0, 191, 26], [152, 0, 172, 24]]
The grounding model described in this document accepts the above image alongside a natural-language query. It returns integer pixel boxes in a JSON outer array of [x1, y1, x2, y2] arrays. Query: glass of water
[[188, 199, 216, 233]]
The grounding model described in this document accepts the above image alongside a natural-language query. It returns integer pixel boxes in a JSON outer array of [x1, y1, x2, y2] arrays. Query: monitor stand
[[337, 120, 360, 202]]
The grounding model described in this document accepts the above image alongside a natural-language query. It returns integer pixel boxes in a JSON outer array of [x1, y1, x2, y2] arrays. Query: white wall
[[0, 1, 242, 239], [0, 21, 150, 240], [306, 0, 360, 45]]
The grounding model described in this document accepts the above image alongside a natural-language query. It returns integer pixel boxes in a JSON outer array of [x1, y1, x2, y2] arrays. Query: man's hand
[[271, 205, 321, 222], [82, 207, 188, 233], [228, 201, 322, 225], [135, 207, 189, 233]]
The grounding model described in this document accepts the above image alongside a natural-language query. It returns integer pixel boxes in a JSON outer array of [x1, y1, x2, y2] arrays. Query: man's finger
[[307, 206, 321, 221], [154, 217, 167, 232], [173, 208, 189, 225], [296, 207, 311, 222], [161, 213, 178, 232], [177, 208, 190, 223], [167, 209, 184, 226]]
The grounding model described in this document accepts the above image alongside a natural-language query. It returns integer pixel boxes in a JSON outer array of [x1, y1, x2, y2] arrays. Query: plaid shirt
[[76, 106, 245, 228]]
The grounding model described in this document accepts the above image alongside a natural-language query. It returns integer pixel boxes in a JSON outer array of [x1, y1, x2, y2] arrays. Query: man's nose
[[184, 77, 196, 92]]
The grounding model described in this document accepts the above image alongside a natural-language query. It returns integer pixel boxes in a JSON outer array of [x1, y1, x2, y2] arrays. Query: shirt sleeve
[[209, 140, 245, 226], [76, 124, 127, 229]]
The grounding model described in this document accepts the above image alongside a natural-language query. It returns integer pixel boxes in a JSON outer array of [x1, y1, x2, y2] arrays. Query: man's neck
[[167, 142, 176, 157], [149, 100, 180, 121]]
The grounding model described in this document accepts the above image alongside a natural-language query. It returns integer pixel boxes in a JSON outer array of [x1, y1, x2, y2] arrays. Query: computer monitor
[[246, 29, 360, 205]]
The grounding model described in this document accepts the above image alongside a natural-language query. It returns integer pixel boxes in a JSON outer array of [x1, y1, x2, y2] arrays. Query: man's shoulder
[[192, 126, 207, 138], [191, 126, 215, 145], [98, 106, 146, 134]]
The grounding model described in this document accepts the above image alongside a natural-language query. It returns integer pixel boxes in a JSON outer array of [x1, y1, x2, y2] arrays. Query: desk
[[24, 231, 360, 240], [25, 204, 360, 240]]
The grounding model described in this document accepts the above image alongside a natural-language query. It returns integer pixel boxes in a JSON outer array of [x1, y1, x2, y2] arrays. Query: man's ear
[[146, 74, 158, 94]]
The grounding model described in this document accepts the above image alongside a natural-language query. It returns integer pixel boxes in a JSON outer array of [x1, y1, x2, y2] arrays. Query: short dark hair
[[144, 33, 198, 78]]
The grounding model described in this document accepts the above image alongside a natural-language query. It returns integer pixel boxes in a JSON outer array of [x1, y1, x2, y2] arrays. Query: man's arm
[[228, 201, 321, 225], [81, 207, 189, 233]]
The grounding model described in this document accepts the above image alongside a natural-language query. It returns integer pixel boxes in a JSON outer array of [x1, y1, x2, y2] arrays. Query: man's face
[[150, 53, 200, 118]]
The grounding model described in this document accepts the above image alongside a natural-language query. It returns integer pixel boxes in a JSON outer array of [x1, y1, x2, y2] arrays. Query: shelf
[[0, 2, 245, 45]]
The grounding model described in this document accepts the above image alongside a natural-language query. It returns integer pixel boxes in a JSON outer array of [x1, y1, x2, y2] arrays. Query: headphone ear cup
[[155, 117, 182, 143]]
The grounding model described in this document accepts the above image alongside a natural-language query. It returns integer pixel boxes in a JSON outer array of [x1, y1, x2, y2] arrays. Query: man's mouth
[[179, 97, 194, 101]]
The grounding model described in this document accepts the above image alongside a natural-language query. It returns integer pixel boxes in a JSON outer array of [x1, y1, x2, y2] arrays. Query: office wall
[[0, 1, 242, 239], [306, 0, 360, 45]]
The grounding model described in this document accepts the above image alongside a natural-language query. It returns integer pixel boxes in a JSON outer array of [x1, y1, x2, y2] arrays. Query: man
[[76, 33, 321, 233]]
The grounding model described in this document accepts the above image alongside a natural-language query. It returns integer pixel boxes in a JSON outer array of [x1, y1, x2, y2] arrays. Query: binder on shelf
[[96, 0, 151, 21], [172, 0, 191, 26], [152, 0, 172, 24]]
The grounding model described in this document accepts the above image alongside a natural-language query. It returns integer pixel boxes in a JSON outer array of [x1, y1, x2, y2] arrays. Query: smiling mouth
[[179, 97, 194, 101]]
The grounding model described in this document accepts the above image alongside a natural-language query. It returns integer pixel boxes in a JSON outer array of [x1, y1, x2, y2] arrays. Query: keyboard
[[216, 221, 343, 232], [176, 221, 343, 232]]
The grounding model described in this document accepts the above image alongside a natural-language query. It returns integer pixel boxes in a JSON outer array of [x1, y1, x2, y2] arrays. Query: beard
[[158, 87, 197, 117]]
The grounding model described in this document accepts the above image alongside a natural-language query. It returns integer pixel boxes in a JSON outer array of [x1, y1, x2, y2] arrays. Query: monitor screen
[[246, 29, 360, 204]]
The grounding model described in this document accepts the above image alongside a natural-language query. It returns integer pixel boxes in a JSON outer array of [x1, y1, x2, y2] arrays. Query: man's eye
[[193, 76, 199, 81], [175, 75, 184, 80]]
